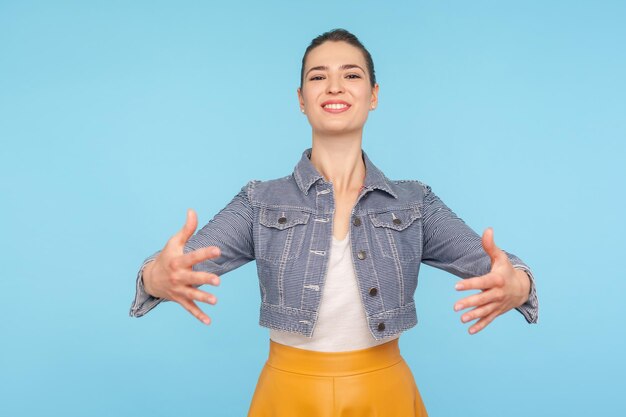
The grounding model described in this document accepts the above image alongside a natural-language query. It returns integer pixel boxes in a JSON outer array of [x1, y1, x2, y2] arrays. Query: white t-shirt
[[270, 234, 400, 352]]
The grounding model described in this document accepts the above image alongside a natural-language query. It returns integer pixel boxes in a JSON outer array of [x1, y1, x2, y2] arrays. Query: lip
[[321, 99, 351, 114]]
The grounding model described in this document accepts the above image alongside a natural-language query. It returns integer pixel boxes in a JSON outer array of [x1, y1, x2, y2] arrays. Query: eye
[[309, 75, 325, 81], [345, 73, 361, 79]]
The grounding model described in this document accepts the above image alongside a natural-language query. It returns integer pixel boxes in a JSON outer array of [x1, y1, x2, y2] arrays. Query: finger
[[178, 246, 221, 269], [468, 311, 499, 335], [482, 227, 505, 265], [181, 270, 221, 287], [179, 299, 212, 325], [177, 208, 198, 245], [455, 273, 502, 292], [454, 290, 492, 312], [454, 293, 484, 312], [460, 302, 498, 324], [185, 287, 218, 305]]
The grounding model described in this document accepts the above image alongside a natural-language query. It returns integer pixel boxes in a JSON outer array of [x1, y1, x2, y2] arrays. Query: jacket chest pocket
[[257, 208, 311, 263], [368, 207, 422, 262]]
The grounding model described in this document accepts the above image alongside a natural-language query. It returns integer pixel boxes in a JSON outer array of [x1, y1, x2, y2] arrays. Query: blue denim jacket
[[130, 148, 538, 339]]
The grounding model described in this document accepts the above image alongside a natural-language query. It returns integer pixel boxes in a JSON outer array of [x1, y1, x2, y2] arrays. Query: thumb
[[178, 208, 198, 244], [482, 227, 504, 266]]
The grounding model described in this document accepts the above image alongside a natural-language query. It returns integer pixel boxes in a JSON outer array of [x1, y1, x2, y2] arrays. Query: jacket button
[[377, 322, 386, 331], [357, 250, 366, 260], [278, 216, 287, 224], [353, 217, 362, 226], [393, 218, 402, 225], [369, 287, 378, 296]]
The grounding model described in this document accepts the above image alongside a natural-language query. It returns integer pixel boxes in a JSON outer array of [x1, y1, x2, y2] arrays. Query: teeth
[[323, 103, 348, 109]]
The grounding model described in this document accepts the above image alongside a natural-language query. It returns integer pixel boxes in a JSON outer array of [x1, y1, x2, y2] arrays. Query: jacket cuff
[[511, 265, 539, 324], [129, 251, 168, 317]]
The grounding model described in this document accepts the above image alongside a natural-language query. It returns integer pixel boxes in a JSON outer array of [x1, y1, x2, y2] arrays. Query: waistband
[[266, 338, 403, 377]]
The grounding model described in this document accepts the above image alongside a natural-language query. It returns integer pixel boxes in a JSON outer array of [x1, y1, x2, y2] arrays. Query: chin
[[314, 120, 367, 135], [318, 127, 362, 138]]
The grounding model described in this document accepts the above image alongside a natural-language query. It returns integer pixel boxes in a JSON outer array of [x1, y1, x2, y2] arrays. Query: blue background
[[1, 1, 625, 416]]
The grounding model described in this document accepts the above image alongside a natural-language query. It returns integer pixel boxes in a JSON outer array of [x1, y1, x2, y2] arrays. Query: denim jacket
[[130, 148, 538, 339]]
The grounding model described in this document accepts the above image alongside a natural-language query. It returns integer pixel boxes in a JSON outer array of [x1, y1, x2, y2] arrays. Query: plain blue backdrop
[[1, 1, 625, 416]]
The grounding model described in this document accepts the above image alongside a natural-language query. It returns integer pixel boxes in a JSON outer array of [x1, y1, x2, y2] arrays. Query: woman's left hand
[[453, 227, 531, 335]]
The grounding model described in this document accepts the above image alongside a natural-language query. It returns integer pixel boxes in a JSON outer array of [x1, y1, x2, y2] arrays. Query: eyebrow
[[305, 64, 365, 77]]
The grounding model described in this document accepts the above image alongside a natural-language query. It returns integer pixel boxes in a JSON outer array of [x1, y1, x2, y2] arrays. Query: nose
[[326, 74, 344, 94]]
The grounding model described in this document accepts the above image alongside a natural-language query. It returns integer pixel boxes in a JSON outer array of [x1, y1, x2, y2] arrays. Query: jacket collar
[[293, 148, 398, 198]]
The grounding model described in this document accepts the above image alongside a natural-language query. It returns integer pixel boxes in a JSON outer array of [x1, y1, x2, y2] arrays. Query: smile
[[321, 101, 351, 113]]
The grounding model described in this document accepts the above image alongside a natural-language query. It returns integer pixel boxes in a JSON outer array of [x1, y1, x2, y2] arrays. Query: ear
[[370, 83, 379, 110], [297, 87, 305, 111]]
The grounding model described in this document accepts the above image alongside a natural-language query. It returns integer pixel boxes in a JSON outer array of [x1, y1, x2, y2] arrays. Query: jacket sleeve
[[129, 180, 257, 318], [419, 183, 539, 324]]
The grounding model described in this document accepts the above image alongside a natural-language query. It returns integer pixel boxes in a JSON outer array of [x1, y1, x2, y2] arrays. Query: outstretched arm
[[420, 184, 538, 334], [139, 208, 222, 325], [453, 227, 533, 334], [129, 181, 256, 324]]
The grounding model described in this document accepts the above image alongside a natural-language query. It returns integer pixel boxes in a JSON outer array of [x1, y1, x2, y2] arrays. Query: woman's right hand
[[142, 208, 222, 325]]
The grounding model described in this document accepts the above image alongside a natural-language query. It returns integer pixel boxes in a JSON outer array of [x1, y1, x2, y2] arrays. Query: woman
[[130, 29, 538, 416]]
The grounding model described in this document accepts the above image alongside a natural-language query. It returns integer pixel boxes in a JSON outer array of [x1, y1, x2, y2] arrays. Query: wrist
[[142, 261, 157, 297], [514, 268, 531, 305]]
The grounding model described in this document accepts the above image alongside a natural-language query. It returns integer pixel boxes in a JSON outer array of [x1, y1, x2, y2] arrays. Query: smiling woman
[[297, 35, 378, 141], [130, 28, 538, 417]]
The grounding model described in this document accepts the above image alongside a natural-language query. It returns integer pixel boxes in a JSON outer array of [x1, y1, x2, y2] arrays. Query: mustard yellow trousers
[[248, 339, 428, 417]]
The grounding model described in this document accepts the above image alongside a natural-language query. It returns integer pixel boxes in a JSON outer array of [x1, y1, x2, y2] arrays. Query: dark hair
[[300, 28, 376, 89]]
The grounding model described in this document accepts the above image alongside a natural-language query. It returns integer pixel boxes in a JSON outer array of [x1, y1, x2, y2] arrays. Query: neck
[[310, 130, 365, 194]]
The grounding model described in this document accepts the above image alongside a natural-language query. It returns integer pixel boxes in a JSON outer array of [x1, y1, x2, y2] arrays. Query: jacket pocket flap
[[260, 209, 310, 230], [368, 207, 421, 231]]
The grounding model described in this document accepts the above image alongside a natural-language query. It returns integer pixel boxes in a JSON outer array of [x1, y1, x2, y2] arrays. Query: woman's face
[[298, 41, 379, 137]]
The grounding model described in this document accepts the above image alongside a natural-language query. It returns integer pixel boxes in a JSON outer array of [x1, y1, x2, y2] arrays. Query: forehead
[[304, 41, 367, 70]]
